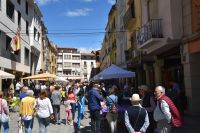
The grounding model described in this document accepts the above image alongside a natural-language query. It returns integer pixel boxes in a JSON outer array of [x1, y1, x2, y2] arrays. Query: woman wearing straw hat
[[124, 94, 149, 133]]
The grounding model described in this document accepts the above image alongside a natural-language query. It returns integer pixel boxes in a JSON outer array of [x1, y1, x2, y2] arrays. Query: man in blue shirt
[[88, 83, 103, 133]]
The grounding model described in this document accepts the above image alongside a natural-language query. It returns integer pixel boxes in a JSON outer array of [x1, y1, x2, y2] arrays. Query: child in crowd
[[64, 95, 73, 125]]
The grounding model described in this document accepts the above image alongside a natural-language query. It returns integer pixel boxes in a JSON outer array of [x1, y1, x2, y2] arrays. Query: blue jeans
[[23, 118, 34, 133], [0, 122, 9, 133], [70, 103, 76, 120], [38, 117, 50, 133], [90, 110, 101, 133], [77, 112, 84, 128]]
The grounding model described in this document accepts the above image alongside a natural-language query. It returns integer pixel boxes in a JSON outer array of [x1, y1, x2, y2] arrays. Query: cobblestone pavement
[[7, 105, 200, 133], [8, 105, 91, 133]]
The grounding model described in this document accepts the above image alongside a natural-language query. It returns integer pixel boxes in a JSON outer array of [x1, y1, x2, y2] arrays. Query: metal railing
[[136, 19, 163, 46]]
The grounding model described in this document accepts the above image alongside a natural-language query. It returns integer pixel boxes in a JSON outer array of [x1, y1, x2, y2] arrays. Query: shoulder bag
[[0, 99, 9, 123]]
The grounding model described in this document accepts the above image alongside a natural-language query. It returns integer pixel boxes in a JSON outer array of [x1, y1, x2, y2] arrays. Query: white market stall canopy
[[55, 77, 69, 83], [22, 72, 57, 80], [0, 70, 15, 79], [93, 64, 135, 80]]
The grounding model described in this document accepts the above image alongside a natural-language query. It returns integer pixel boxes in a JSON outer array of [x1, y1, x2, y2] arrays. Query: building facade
[[81, 53, 96, 82], [0, 0, 56, 91], [182, 0, 200, 115], [136, 0, 183, 88], [57, 48, 82, 80]]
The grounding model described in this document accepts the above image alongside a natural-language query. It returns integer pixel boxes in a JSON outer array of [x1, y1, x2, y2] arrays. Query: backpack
[[108, 96, 118, 114], [159, 95, 183, 128]]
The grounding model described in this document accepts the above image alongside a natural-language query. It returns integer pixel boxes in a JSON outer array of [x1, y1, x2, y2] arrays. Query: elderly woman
[[36, 90, 54, 133], [0, 91, 9, 133], [19, 90, 36, 133], [138, 85, 156, 133], [106, 85, 118, 133]]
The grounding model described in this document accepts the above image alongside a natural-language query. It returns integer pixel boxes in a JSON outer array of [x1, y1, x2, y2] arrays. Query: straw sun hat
[[130, 94, 141, 102]]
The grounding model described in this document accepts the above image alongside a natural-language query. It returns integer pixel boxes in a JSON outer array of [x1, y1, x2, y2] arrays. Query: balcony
[[136, 19, 165, 52], [123, 5, 135, 29]]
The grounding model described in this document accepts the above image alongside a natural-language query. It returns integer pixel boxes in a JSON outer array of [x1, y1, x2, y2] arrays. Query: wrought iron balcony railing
[[136, 19, 163, 46]]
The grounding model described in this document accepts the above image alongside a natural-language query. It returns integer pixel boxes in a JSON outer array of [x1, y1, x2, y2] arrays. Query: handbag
[[0, 100, 9, 123]]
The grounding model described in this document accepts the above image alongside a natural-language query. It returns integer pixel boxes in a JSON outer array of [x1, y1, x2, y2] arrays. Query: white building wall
[[81, 59, 96, 81], [0, 0, 34, 73]]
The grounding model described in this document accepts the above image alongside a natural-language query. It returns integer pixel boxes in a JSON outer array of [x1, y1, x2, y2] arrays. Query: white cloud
[[64, 8, 93, 17], [107, 0, 115, 5], [35, 0, 59, 6], [78, 47, 100, 53], [82, 0, 94, 2]]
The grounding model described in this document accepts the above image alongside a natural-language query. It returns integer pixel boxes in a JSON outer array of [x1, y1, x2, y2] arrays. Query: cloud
[[107, 0, 115, 5], [78, 47, 100, 53], [82, 0, 94, 2], [35, 0, 59, 6], [64, 8, 93, 17]]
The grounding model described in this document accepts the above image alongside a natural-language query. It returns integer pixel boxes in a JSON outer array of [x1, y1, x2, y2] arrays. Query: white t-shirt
[[16, 83, 22, 91], [41, 85, 47, 90], [36, 98, 53, 118]]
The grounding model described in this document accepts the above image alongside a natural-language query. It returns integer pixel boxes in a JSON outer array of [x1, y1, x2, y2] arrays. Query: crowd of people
[[0, 79, 183, 133]]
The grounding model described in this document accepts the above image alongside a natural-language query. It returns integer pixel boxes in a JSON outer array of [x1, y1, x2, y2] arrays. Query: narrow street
[[9, 105, 91, 133]]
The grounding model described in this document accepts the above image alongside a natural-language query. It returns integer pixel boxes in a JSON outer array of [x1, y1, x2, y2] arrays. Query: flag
[[10, 31, 21, 53], [16, 32, 21, 51]]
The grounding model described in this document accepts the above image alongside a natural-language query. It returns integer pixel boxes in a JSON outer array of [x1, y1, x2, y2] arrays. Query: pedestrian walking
[[125, 94, 149, 133], [15, 81, 22, 96], [153, 86, 182, 133], [19, 90, 36, 133], [64, 96, 73, 126], [138, 85, 156, 133], [88, 83, 103, 133], [36, 90, 54, 133], [51, 86, 62, 124], [0, 91, 9, 133], [68, 87, 76, 121], [77, 88, 85, 129], [106, 85, 118, 133]]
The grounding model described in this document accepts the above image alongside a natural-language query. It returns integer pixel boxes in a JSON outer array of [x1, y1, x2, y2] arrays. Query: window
[[64, 55, 71, 59], [34, 27, 37, 40], [72, 63, 80, 68], [26, 21, 29, 34], [91, 62, 94, 68], [18, 11, 21, 27], [24, 47, 29, 65], [72, 55, 80, 60], [25, 1, 28, 15], [64, 62, 71, 67], [6, 0, 15, 21], [84, 61, 87, 67], [0, 0, 1, 10], [58, 55, 62, 60], [6, 35, 12, 51], [17, 0, 21, 5], [57, 64, 62, 68], [38, 32, 40, 41]]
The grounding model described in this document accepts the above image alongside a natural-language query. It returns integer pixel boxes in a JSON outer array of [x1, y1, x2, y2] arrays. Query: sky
[[35, 0, 115, 53]]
